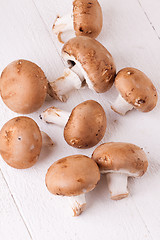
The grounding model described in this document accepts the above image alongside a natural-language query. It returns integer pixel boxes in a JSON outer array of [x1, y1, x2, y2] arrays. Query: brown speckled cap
[[64, 100, 107, 148], [45, 155, 100, 196], [73, 0, 103, 38], [62, 36, 116, 92], [115, 67, 158, 112], [92, 142, 148, 177], [0, 117, 42, 169], [0, 60, 48, 114]]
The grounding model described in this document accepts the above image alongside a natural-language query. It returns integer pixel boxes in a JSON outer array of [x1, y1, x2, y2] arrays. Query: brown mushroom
[[92, 142, 148, 200], [0, 60, 48, 114], [53, 0, 103, 43], [45, 155, 100, 216], [40, 100, 107, 149], [111, 67, 158, 115], [49, 36, 116, 101], [0, 117, 53, 169]]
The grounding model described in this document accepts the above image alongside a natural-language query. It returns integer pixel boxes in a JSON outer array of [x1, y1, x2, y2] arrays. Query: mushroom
[[0, 60, 49, 114], [92, 142, 148, 200], [40, 100, 107, 149], [45, 155, 100, 216], [53, 0, 103, 43], [0, 116, 53, 169], [111, 67, 158, 115], [49, 36, 116, 101]]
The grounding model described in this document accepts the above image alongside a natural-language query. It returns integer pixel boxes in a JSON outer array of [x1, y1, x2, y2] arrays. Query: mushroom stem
[[111, 94, 134, 115], [71, 64, 85, 81], [68, 194, 86, 216], [41, 131, 54, 147], [106, 173, 129, 200], [53, 14, 74, 35], [40, 107, 70, 127], [48, 67, 83, 102]]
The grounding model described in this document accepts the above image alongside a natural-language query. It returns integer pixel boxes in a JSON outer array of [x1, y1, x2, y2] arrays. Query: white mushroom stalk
[[68, 194, 86, 216], [40, 107, 70, 127], [62, 52, 95, 91], [106, 173, 129, 200], [41, 131, 54, 147], [53, 14, 74, 43], [111, 93, 134, 115], [48, 65, 84, 102]]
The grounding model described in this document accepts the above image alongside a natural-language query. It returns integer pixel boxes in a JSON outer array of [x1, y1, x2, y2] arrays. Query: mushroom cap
[[62, 36, 116, 92], [92, 142, 148, 177], [115, 68, 158, 112], [45, 155, 100, 196], [73, 0, 103, 38], [0, 60, 48, 114], [0, 117, 42, 169], [64, 100, 107, 148]]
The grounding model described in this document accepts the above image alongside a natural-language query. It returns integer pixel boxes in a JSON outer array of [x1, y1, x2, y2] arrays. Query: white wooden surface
[[0, 0, 160, 239]]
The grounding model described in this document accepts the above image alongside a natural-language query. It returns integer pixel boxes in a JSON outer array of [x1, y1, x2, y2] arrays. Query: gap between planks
[[137, 0, 160, 40], [31, 0, 65, 64], [0, 169, 33, 240]]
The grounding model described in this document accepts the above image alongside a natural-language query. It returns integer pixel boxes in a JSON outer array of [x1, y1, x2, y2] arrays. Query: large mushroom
[[0, 60, 49, 114], [53, 0, 103, 43], [92, 142, 148, 200], [45, 155, 100, 216], [111, 67, 158, 115], [48, 36, 116, 102], [0, 117, 53, 169], [40, 100, 107, 149]]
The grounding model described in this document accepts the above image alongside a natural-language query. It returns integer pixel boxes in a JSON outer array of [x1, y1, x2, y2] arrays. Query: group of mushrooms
[[0, 0, 158, 216]]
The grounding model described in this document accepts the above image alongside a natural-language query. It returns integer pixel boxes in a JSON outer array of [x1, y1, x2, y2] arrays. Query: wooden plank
[[0, 170, 31, 240], [29, 0, 160, 238]]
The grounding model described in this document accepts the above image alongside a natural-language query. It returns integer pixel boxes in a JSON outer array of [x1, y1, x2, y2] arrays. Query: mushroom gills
[[48, 67, 83, 102], [41, 131, 54, 147], [106, 173, 129, 200], [41, 107, 70, 127], [68, 194, 86, 216], [111, 93, 134, 115], [53, 14, 74, 41]]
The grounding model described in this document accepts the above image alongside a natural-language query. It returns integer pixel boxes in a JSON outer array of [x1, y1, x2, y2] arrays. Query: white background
[[0, 0, 160, 239]]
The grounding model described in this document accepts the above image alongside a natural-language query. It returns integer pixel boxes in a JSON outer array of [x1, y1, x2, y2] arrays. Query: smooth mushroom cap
[[0, 60, 48, 114], [45, 155, 100, 196], [0, 117, 42, 169], [62, 36, 116, 92], [115, 68, 158, 112], [73, 0, 103, 38], [92, 142, 148, 177], [64, 100, 107, 148]]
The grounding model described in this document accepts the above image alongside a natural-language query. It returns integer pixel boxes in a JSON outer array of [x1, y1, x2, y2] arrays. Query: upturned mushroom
[[45, 155, 100, 216], [111, 67, 158, 115], [53, 0, 103, 43], [0, 117, 53, 169], [92, 142, 148, 200], [49, 36, 116, 102], [40, 100, 107, 149]]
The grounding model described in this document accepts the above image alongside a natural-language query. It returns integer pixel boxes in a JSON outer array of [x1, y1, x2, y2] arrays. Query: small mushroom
[[0, 60, 49, 114], [53, 0, 103, 43], [40, 100, 107, 149], [111, 67, 158, 115], [92, 142, 148, 200], [49, 36, 116, 101], [0, 117, 54, 169], [45, 155, 100, 216]]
